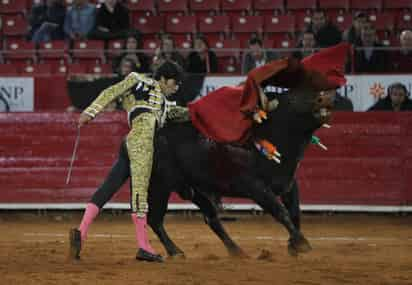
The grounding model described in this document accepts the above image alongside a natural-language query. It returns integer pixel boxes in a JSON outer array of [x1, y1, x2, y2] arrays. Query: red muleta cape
[[188, 59, 289, 144]]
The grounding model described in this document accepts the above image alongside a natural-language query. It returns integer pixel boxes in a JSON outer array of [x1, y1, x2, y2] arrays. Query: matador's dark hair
[[154, 60, 184, 85]]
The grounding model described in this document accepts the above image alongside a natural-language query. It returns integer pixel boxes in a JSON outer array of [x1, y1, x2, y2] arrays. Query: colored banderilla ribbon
[[254, 139, 281, 164], [253, 109, 267, 124], [311, 136, 327, 150]]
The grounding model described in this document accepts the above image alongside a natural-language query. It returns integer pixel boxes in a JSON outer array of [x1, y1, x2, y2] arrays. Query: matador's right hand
[[78, 113, 93, 128]]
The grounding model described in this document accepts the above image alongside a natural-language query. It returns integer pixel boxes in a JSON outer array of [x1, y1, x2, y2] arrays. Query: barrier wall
[[0, 112, 411, 211]]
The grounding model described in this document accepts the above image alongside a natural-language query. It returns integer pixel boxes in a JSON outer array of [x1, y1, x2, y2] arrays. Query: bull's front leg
[[235, 176, 311, 256], [280, 179, 301, 231], [191, 190, 247, 258]]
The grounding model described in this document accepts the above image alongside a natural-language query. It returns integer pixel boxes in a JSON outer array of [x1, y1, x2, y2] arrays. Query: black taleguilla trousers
[[90, 140, 130, 209]]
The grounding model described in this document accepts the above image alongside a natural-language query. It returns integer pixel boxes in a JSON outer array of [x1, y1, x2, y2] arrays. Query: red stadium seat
[[0, 0, 27, 14], [211, 39, 241, 58], [143, 38, 160, 51], [319, 0, 350, 11], [51, 63, 68, 75], [126, 0, 155, 14], [295, 10, 312, 31], [217, 56, 239, 73], [369, 12, 395, 31], [330, 12, 353, 31], [190, 0, 220, 16], [198, 15, 230, 33], [19, 64, 52, 76], [107, 39, 124, 59], [158, 0, 188, 15], [231, 15, 263, 33], [264, 15, 295, 33], [72, 40, 105, 62], [253, 0, 284, 15], [286, 0, 317, 10], [231, 16, 263, 47], [350, 0, 382, 10], [133, 15, 165, 34], [384, 0, 412, 9], [67, 63, 88, 75], [274, 37, 295, 48], [262, 38, 274, 48], [38, 41, 68, 61], [221, 0, 252, 17], [165, 15, 196, 34], [396, 11, 412, 29], [0, 64, 18, 75], [381, 34, 400, 46], [88, 63, 113, 75], [2, 15, 28, 37], [3, 39, 35, 62]]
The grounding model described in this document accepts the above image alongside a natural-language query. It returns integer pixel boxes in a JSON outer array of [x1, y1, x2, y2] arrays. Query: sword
[[66, 127, 81, 185]]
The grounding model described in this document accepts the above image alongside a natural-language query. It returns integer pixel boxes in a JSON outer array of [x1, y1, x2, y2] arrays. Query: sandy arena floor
[[0, 212, 411, 285]]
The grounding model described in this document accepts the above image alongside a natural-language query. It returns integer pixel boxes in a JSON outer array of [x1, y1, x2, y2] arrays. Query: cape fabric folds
[[188, 59, 289, 144]]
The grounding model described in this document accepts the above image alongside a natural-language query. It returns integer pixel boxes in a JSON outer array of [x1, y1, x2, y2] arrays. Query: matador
[[70, 61, 189, 262]]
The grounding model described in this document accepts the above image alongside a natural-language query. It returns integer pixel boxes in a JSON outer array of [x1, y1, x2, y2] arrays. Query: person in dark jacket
[[333, 90, 353, 111], [186, 34, 218, 74], [309, 9, 342, 48], [343, 12, 368, 45], [242, 37, 279, 74], [368, 82, 412, 111], [28, 0, 66, 43], [89, 0, 132, 40], [292, 30, 318, 60], [353, 25, 387, 73]]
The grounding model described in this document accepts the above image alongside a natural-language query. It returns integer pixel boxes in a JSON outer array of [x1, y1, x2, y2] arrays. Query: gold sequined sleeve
[[167, 105, 190, 122], [83, 73, 140, 118]]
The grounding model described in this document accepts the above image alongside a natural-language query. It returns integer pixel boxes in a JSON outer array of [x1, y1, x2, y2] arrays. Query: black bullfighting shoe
[[69, 228, 82, 260], [136, 248, 164, 263]]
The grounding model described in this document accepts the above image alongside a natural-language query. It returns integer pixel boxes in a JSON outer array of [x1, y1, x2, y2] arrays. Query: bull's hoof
[[136, 249, 164, 263], [229, 248, 249, 259], [287, 243, 298, 257], [69, 228, 82, 260], [288, 235, 312, 256], [169, 252, 186, 259]]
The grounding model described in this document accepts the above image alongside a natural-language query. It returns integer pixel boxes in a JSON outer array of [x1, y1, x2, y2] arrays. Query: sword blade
[[66, 127, 81, 185]]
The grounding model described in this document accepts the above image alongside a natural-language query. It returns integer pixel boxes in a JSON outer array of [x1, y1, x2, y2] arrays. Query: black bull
[[92, 86, 333, 257]]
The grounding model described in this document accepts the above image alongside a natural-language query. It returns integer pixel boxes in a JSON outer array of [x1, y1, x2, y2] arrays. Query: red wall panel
[[0, 112, 411, 207]]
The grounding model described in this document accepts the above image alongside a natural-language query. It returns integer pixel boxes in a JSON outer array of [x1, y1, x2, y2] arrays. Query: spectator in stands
[[28, 0, 66, 43], [151, 34, 186, 71], [391, 30, 412, 73], [242, 38, 278, 74], [343, 12, 368, 45], [333, 90, 353, 111], [112, 34, 150, 74], [309, 9, 342, 48], [368, 82, 412, 111], [64, 0, 96, 40], [89, 0, 132, 41], [353, 25, 387, 73], [293, 30, 317, 60], [186, 34, 218, 74]]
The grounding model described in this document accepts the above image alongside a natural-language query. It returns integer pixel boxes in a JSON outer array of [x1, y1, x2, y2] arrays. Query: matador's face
[[159, 77, 179, 97]]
